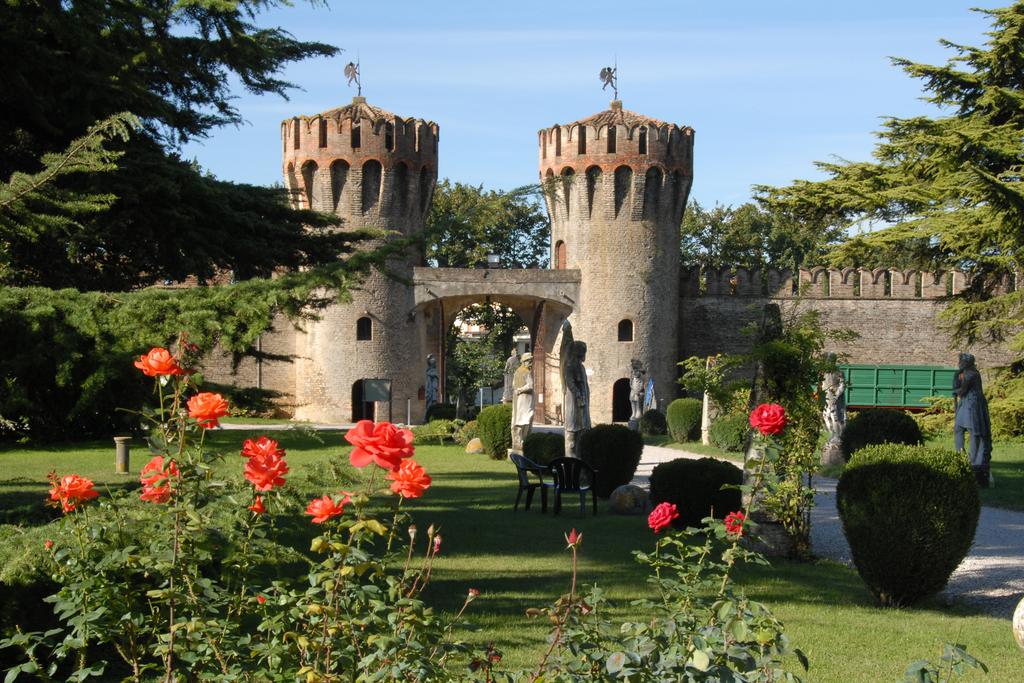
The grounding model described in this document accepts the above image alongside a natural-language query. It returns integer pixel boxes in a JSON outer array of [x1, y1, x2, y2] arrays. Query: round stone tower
[[282, 96, 438, 422], [539, 100, 693, 423]]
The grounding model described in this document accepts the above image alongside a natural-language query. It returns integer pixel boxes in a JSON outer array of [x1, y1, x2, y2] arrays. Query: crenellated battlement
[[680, 266, 1017, 299], [538, 100, 693, 178], [280, 97, 438, 230]]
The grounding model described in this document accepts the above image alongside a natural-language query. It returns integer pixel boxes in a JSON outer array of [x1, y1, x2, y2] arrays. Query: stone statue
[[954, 352, 992, 487], [501, 348, 520, 404], [511, 353, 535, 450], [628, 359, 645, 429], [820, 358, 847, 465], [559, 320, 591, 458], [423, 354, 439, 421]]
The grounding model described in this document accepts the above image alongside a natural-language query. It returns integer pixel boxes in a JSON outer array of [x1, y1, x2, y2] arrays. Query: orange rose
[[187, 392, 230, 429], [305, 492, 351, 524], [139, 455, 179, 504], [241, 435, 285, 459], [48, 473, 99, 513], [244, 451, 289, 492], [134, 347, 184, 377], [345, 420, 414, 470], [387, 459, 432, 499]]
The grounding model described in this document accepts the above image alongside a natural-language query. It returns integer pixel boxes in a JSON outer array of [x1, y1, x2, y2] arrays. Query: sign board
[[363, 379, 392, 403]]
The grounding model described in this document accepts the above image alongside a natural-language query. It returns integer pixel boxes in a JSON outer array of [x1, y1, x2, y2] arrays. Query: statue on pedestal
[[954, 352, 992, 487], [628, 359, 645, 430], [820, 358, 846, 465], [511, 353, 535, 450], [501, 348, 520, 404], [559, 320, 591, 457], [423, 354, 439, 421]]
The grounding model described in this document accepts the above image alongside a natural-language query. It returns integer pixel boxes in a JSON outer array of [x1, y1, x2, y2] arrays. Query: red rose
[[305, 493, 351, 524], [134, 347, 184, 377], [139, 455, 179, 504], [647, 501, 680, 534], [249, 496, 266, 514], [724, 510, 746, 536], [187, 392, 230, 429], [44, 539, 54, 551], [749, 403, 787, 436], [564, 528, 582, 549], [256, 595, 267, 605], [244, 451, 289, 492], [387, 459, 432, 499], [241, 435, 285, 460], [48, 473, 99, 513], [345, 420, 414, 470]]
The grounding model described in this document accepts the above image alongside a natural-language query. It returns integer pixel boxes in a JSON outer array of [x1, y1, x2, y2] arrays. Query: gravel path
[[637, 444, 1024, 619]]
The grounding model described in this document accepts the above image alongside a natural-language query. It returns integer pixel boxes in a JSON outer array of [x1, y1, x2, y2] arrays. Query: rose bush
[[2, 339, 813, 682]]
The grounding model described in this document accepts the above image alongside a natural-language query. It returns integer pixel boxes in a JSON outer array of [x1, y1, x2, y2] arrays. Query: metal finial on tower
[[345, 59, 361, 96], [599, 62, 618, 100]]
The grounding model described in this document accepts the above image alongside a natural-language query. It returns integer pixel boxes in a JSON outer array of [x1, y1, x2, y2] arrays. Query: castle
[[202, 95, 1013, 424]]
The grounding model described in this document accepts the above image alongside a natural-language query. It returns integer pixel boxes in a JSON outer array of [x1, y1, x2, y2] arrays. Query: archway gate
[[412, 267, 580, 424]]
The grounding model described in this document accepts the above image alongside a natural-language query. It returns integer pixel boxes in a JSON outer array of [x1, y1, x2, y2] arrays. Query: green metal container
[[840, 364, 957, 409]]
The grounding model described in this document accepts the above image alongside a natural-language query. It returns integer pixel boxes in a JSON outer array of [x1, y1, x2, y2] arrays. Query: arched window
[[361, 160, 382, 212], [351, 123, 361, 149], [577, 125, 587, 154], [331, 160, 349, 212], [356, 316, 372, 340], [555, 127, 562, 157], [540, 131, 547, 159], [618, 319, 633, 342], [554, 240, 566, 269], [292, 118, 300, 150], [607, 126, 617, 153], [301, 161, 319, 210], [614, 165, 632, 217], [561, 167, 575, 218], [585, 166, 601, 217], [638, 127, 648, 155], [643, 167, 663, 220], [318, 118, 327, 148], [385, 121, 395, 151]]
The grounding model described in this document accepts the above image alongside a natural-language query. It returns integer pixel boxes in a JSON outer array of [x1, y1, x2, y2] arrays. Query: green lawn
[[1, 432, 1019, 681]]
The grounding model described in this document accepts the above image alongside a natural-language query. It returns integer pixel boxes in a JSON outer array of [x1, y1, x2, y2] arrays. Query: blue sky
[[181, 1, 993, 207]]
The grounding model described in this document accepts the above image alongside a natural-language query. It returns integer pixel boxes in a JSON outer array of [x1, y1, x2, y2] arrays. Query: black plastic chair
[[548, 457, 598, 516], [510, 453, 552, 512]]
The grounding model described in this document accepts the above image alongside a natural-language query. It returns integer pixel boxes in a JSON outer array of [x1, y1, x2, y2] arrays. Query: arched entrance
[[612, 378, 631, 422], [351, 380, 375, 421]]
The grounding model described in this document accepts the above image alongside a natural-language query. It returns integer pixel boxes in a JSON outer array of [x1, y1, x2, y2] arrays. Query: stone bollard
[[114, 436, 131, 474]]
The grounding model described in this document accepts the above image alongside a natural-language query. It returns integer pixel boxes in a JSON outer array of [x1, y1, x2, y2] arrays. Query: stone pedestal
[[114, 436, 131, 474], [820, 440, 844, 467], [627, 418, 639, 432]]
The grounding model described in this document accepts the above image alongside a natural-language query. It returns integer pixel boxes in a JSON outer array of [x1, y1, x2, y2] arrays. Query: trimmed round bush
[[639, 409, 667, 436], [836, 444, 979, 607], [425, 403, 457, 422], [523, 431, 564, 466], [840, 408, 923, 461], [476, 403, 513, 459], [709, 413, 749, 452], [456, 419, 478, 446], [579, 424, 644, 498], [666, 398, 702, 442], [648, 457, 743, 528]]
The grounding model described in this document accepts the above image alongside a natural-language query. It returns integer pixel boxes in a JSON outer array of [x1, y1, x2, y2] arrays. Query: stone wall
[[679, 267, 1016, 371]]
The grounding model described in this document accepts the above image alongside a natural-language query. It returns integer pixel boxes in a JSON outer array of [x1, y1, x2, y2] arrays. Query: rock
[[1014, 596, 1024, 650], [465, 438, 483, 454], [609, 484, 648, 515]]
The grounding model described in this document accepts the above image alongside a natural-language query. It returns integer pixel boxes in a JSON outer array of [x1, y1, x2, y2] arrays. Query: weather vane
[[345, 59, 361, 96], [599, 61, 618, 100]]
